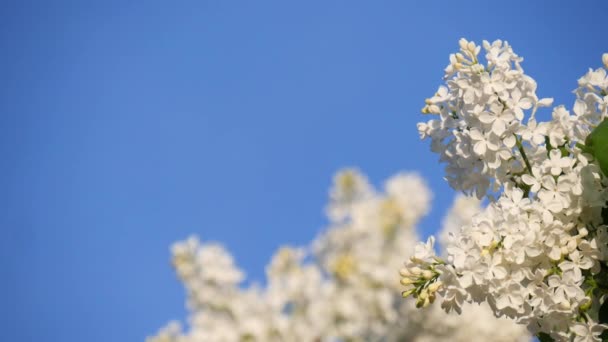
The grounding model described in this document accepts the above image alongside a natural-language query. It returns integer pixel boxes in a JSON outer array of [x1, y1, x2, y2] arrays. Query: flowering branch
[[407, 38, 608, 342]]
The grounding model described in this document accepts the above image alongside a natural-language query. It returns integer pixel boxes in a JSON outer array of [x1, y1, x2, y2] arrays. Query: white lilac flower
[[406, 39, 608, 341], [571, 319, 608, 342]]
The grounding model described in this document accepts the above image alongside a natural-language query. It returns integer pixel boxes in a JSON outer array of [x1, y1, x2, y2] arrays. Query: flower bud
[[400, 277, 415, 285], [428, 105, 440, 114], [422, 270, 433, 280], [401, 289, 416, 298], [578, 227, 589, 237], [399, 268, 410, 277], [459, 38, 468, 51], [428, 281, 443, 293], [418, 289, 428, 300], [603, 53, 608, 69], [467, 42, 476, 54], [416, 292, 431, 308], [422, 296, 431, 308]]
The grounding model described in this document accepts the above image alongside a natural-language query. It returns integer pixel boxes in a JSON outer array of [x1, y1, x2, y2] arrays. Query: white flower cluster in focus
[[149, 169, 529, 342], [407, 39, 608, 341]]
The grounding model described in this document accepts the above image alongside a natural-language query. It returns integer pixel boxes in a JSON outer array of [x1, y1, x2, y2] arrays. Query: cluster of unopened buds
[[400, 260, 443, 308]]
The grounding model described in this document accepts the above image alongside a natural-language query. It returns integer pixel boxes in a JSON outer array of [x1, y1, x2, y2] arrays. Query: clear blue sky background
[[2, 1, 607, 341]]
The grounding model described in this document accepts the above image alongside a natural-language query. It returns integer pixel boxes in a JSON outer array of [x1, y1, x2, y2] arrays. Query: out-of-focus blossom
[[149, 169, 529, 342]]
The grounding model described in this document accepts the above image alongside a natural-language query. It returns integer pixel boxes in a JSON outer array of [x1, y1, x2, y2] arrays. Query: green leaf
[[537, 332, 554, 342], [585, 119, 608, 177], [596, 263, 608, 290], [602, 329, 608, 342], [600, 295, 608, 341], [600, 297, 608, 325]]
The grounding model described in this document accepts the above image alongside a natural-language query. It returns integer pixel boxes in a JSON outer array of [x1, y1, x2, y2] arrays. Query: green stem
[[515, 134, 534, 176]]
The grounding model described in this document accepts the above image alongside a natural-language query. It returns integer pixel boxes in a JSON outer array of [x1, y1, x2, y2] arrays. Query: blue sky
[[2, 1, 607, 341]]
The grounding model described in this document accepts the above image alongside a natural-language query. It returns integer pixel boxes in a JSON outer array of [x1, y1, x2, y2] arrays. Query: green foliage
[[600, 300, 608, 341], [584, 119, 608, 177], [537, 332, 554, 342]]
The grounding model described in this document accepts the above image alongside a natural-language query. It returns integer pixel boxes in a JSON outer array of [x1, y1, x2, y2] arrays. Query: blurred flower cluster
[[406, 39, 608, 341], [149, 170, 528, 342]]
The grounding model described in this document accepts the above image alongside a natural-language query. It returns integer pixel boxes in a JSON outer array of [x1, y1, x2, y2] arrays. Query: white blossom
[[149, 170, 529, 342], [407, 38, 608, 341]]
